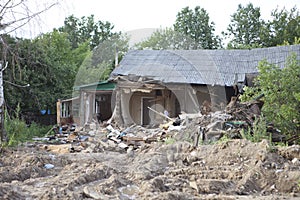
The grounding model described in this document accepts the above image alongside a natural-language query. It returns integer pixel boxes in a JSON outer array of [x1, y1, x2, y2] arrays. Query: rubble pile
[[188, 97, 289, 145], [32, 97, 288, 155], [195, 98, 265, 143]]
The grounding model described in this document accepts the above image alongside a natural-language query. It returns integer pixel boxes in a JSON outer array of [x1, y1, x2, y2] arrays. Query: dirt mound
[[0, 139, 299, 199], [131, 140, 300, 198]]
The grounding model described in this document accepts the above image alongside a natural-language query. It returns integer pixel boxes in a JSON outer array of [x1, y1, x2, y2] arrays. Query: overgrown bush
[[240, 54, 300, 142], [4, 107, 51, 146]]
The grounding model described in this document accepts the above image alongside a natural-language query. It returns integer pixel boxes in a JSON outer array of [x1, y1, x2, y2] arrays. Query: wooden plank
[[56, 99, 61, 125], [147, 106, 173, 121]]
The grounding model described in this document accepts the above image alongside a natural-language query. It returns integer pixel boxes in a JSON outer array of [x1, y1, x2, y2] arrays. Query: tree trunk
[[0, 63, 7, 142]]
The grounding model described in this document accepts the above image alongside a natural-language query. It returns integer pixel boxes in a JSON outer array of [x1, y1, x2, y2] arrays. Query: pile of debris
[[192, 96, 287, 144], [194, 97, 264, 143], [33, 97, 288, 154]]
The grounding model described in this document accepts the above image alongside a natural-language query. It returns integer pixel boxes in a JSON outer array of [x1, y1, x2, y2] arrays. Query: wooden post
[[194, 126, 205, 147], [56, 99, 61, 125], [193, 131, 200, 148]]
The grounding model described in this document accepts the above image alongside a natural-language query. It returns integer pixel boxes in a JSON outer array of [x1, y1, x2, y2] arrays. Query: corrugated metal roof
[[111, 45, 300, 86]]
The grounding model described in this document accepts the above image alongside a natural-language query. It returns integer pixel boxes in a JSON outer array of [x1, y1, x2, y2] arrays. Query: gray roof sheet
[[111, 45, 300, 86]]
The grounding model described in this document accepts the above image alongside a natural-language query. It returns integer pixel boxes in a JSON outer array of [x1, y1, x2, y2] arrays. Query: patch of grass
[[274, 141, 289, 147], [217, 135, 230, 144]]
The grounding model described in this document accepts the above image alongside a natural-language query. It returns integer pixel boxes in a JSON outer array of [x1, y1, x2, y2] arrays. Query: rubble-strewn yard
[[1, 99, 299, 199], [1, 130, 300, 199]]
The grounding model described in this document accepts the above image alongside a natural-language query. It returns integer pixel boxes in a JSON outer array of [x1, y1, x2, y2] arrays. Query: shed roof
[[77, 80, 115, 91], [111, 45, 300, 86]]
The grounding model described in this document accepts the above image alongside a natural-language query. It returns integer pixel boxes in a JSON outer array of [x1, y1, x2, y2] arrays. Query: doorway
[[141, 97, 154, 125], [95, 93, 112, 122]]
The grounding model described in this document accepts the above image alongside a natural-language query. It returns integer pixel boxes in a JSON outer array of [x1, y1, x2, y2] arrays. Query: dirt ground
[[1, 134, 300, 200]]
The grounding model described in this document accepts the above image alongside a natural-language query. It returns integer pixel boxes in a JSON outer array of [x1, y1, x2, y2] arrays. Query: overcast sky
[[16, 0, 300, 43]]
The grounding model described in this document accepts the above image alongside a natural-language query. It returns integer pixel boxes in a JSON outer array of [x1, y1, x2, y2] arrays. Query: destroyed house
[[110, 45, 300, 126], [57, 81, 115, 126]]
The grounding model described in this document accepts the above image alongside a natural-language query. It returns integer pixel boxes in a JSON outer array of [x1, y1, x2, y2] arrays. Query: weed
[[267, 144, 278, 153], [240, 127, 252, 141], [240, 116, 269, 143], [252, 116, 268, 142], [275, 141, 289, 147], [164, 137, 176, 145], [217, 135, 230, 144]]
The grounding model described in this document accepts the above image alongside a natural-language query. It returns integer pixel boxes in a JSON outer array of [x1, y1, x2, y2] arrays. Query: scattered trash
[[44, 164, 54, 169]]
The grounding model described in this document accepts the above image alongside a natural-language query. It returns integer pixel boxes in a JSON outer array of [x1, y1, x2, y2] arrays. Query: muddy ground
[[0, 134, 300, 199]]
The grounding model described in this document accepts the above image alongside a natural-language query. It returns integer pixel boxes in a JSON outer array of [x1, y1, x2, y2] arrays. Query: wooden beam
[[56, 99, 61, 125], [147, 106, 173, 121]]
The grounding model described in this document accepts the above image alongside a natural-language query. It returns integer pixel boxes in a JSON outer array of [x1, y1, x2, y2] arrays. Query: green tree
[[58, 14, 128, 87], [174, 6, 221, 49], [58, 14, 119, 49], [2, 15, 126, 116], [265, 6, 300, 46], [3, 30, 88, 114], [0, 0, 59, 141], [241, 54, 300, 140], [225, 3, 264, 48], [75, 34, 129, 86], [135, 27, 197, 50]]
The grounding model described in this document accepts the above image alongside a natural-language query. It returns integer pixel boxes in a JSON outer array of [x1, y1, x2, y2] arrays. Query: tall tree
[[174, 6, 221, 49], [58, 15, 129, 86], [3, 30, 85, 114], [135, 27, 198, 50], [75, 34, 129, 86], [225, 3, 264, 48], [58, 15, 119, 49], [0, 0, 59, 141], [266, 6, 300, 46]]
